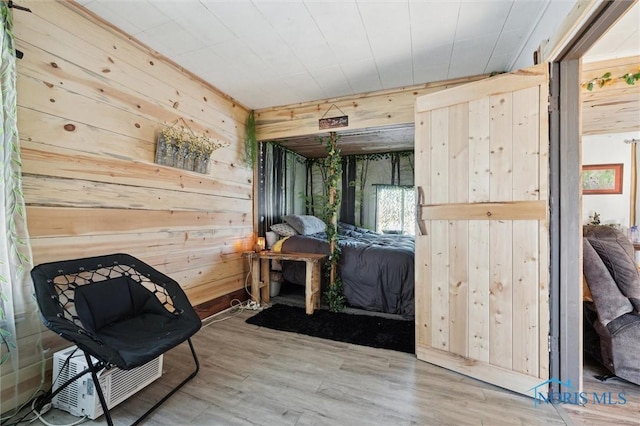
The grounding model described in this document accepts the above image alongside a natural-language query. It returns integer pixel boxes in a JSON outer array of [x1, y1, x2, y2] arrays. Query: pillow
[[338, 221, 356, 231], [283, 215, 326, 235], [75, 276, 134, 333], [272, 237, 290, 252], [270, 223, 298, 237], [265, 231, 278, 249]]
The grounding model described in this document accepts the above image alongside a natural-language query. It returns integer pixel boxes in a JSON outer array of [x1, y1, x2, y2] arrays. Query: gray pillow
[[270, 223, 298, 237], [283, 215, 326, 235]]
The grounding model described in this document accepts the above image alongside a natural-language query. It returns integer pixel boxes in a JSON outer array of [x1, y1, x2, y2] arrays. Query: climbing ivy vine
[[322, 132, 345, 312]]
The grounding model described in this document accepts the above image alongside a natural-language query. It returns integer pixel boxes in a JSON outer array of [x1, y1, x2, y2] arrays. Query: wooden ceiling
[[271, 125, 414, 158]]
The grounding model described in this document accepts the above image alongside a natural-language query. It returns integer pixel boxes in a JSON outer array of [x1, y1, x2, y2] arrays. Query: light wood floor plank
[[29, 309, 640, 426]]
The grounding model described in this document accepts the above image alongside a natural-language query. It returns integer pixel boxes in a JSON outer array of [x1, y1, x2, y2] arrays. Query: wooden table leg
[[260, 257, 270, 304], [251, 254, 260, 303], [305, 260, 321, 314]]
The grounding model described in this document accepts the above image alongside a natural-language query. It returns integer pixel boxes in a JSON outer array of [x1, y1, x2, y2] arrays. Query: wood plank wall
[[582, 55, 640, 136], [255, 74, 489, 142], [3, 0, 252, 412]]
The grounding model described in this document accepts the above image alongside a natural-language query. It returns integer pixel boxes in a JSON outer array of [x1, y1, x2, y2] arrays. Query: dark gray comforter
[[280, 228, 415, 319]]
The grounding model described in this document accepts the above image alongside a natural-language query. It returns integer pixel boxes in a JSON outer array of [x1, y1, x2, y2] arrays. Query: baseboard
[[193, 288, 250, 320]]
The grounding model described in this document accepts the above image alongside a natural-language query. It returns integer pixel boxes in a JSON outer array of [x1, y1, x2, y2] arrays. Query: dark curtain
[[305, 159, 329, 219], [259, 142, 306, 234], [340, 155, 357, 225], [306, 158, 314, 216], [259, 143, 286, 235], [302, 151, 413, 229], [391, 152, 401, 185]]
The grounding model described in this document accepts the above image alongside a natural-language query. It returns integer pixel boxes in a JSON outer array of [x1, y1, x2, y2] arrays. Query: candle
[[255, 237, 266, 252]]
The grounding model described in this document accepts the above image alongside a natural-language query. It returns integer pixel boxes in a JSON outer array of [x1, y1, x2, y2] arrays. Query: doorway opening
[[548, 0, 639, 406]]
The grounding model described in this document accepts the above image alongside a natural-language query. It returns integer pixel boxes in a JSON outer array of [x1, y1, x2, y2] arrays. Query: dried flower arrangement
[[155, 120, 227, 173]]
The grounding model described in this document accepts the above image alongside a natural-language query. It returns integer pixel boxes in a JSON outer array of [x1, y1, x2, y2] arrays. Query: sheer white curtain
[[374, 185, 416, 235], [0, 4, 43, 417]]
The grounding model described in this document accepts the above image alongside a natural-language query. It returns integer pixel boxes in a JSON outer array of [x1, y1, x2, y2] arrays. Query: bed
[[273, 219, 415, 319]]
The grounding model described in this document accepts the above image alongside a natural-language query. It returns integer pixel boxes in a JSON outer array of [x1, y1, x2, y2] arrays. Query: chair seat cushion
[[75, 276, 176, 334], [96, 312, 201, 369]]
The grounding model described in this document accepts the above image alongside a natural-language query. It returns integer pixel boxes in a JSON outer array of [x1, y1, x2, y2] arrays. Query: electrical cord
[[201, 296, 269, 329], [241, 252, 271, 311], [28, 399, 86, 426], [0, 390, 45, 426], [2, 349, 90, 426], [201, 254, 272, 329], [244, 251, 254, 298], [201, 299, 247, 328], [0, 352, 47, 425]]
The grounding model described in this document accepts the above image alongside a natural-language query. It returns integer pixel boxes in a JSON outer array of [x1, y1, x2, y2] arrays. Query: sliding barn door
[[414, 63, 549, 395]]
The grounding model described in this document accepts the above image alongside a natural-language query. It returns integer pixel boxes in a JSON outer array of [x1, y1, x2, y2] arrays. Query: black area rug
[[245, 303, 415, 354]]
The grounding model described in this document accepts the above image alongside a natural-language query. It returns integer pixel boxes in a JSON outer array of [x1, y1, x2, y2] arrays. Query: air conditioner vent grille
[[52, 346, 162, 420]]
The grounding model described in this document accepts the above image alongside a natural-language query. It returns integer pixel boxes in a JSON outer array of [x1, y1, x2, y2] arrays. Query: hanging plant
[[243, 110, 258, 167], [582, 69, 640, 91]]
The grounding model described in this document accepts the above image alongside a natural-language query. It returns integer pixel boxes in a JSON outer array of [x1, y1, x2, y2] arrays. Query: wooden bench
[[248, 251, 327, 314]]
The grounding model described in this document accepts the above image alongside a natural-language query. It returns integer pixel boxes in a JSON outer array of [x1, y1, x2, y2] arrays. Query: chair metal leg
[[131, 338, 200, 426], [56, 341, 198, 426], [84, 353, 114, 426]]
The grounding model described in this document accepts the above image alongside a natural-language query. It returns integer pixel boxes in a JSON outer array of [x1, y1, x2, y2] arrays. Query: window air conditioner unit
[[52, 346, 163, 420]]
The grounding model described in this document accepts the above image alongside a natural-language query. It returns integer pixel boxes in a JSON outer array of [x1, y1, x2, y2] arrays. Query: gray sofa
[[583, 225, 640, 385]]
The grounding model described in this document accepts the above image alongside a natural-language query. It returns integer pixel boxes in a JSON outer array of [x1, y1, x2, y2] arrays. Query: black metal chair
[[31, 253, 202, 425]]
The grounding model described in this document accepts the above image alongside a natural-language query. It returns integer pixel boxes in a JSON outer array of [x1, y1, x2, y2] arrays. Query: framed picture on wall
[[582, 163, 623, 195]]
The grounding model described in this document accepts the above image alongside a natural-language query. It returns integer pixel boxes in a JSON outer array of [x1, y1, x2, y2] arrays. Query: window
[[375, 185, 416, 236]]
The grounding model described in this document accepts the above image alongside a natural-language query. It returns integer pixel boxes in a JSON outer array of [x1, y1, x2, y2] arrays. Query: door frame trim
[[547, 0, 637, 393]]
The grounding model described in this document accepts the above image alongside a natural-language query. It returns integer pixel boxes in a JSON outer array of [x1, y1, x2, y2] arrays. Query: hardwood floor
[[31, 308, 640, 425]]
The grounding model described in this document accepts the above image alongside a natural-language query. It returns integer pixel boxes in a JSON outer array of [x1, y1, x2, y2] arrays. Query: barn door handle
[[416, 186, 428, 236]]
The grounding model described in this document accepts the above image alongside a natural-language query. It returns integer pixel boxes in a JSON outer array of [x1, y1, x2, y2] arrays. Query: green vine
[[324, 276, 345, 312], [583, 70, 640, 91], [308, 150, 413, 164], [243, 110, 258, 167], [321, 132, 345, 312]]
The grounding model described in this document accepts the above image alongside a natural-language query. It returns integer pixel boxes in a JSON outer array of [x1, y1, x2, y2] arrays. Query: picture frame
[[582, 163, 623, 195]]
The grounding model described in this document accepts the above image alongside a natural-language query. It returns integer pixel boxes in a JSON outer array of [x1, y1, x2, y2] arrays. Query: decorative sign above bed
[[319, 115, 348, 129], [319, 104, 348, 130]]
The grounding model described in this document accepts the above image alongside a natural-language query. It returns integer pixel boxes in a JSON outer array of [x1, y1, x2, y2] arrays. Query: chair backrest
[[32, 253, 182, 335]]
